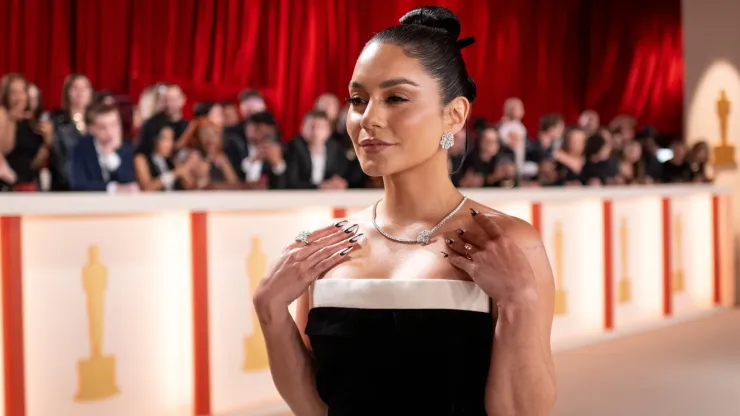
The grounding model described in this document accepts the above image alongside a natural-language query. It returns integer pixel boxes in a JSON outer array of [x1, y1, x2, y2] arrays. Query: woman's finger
[[443, 236, 477, 260], [286, 219, 349, 250], [441, 249, 477, 277], [308, 244, 357, 278], [469, 209, 504, 239], [447, 227, 488, 249], [305, 231, 364, 270]]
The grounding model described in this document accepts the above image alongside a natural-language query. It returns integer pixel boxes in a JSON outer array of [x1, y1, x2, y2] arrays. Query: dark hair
[[0, 73, 28, 110], [246, 110, 277, 127], [85, 103, 119, 125], [584, 134, 607, 159], [238, 88, 264, 103], [94, 90, 116, 106], [61, 73, 91, 111], [539, 113, 563, 133], [370, 6, 477, 105], [193, 101, 218, 118], [304, 109, 330, 123]]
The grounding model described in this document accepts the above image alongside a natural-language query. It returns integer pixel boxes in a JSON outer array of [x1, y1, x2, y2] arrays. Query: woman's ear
[[445, 97, 470, 134]]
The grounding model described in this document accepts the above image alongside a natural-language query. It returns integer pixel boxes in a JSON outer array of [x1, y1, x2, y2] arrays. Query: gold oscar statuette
[[75, 245, 120, 402], [713, 89, 737, 167], [618, 218, 631, 304], [243, 237, 270, 371], [672, 216, 685, 293], [553, 222, 567, 316]]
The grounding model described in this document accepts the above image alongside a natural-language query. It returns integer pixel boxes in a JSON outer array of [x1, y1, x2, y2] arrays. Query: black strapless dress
[[306, 279, 494, 416]]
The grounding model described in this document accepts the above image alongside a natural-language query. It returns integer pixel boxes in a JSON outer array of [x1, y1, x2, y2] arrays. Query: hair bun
[[399, 6, 462, 41]]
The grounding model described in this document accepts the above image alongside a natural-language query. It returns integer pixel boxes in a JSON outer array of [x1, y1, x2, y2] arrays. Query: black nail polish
[[470, 208, 479, 216], [339, 246, 354, 256], [456, 228, 466, 235], [445, 238, 455, 245], [344, 224, 359, 234], [334, 220, 348, 227], [349, 233, 363, 243], [441, 251, 449, 258]]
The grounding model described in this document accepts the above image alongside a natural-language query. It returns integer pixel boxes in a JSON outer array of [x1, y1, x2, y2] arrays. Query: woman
[[177, 118, 238, 189], [580, 134, 617, 186], [133, 126, 194, 191], [253, 6, 556, 416], [688, 141, 711, 182], [0, 74, 47, 190], [553, 126, 586, 186], [618, 140, 644, 184], [459, 125, 516, 188]]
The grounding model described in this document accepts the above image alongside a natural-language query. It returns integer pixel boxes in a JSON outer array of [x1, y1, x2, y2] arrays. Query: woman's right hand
[[253, 221, 362, 315]]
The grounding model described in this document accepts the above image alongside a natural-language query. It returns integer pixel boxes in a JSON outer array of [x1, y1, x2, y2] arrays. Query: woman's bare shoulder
[[464, 199, 541, 244]]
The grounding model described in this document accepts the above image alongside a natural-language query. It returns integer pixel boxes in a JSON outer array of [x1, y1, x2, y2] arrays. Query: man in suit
[[285, 110, 349, 190], [224, 111, 286, 189], [69, 103, 137, 192]]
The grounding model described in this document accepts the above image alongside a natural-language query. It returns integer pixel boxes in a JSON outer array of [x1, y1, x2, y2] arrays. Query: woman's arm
[[0, 108, 16, 156], [256, 292, 327, 416], [133, 154, 165, 191], [485, 222, 556, 416]]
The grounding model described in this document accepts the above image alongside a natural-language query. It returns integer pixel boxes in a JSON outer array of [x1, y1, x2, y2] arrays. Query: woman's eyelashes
[[345, 95, 408, 108]]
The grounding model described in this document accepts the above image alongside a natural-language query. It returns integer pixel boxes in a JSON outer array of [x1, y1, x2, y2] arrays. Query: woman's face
[[156, 127, 175, 157], [199, 124, 220, 153], [315, 94, 341, 122], [208, 104, 225, 129], [624, 141, 642, 162], [27, 84, 40, 112], [69, 77, 92, 109], [566, 130, 586, 156], [346, 42, 467, 177], [478, 129, 500, 158], [7, 79, 28, 112]]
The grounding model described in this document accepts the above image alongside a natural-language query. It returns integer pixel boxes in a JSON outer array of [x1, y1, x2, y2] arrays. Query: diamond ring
[[295, 230, 311, 244], [464, 243, 473, 260]]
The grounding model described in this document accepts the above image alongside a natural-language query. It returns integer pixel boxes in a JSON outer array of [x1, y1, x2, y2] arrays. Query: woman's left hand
[[442, 209, 538, 305]]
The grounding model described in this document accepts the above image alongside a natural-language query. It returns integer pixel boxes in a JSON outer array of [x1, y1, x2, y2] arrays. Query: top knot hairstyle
[[371, 6, 477, 105]]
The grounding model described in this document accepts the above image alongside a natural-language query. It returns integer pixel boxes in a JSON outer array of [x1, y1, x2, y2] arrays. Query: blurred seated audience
[[661, 140, 693, 183], [69, 103, 137, 192], [221, 101, 240, 128], [580, 134, 618, 186], [553, 127, 586, 186], [178, 118, 239, 190], [0, 74, 49, 191], [578, 110, 600, 136], [524, 113, 564, 178], [459, 126, 517, 188], [636, 127, 663, 182], [239, 88, 267, 120], [193, 102, 225, 130], [285, 110, 349, 190], [134, 126, 196, 191], [224, 111, 286, 189], [617, 140, 647, 184]]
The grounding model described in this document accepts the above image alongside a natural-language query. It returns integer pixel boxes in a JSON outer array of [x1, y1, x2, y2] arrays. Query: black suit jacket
[[285, 136, 350, 189], [69, 136, 135, 191], [223, 133, 287, 189]]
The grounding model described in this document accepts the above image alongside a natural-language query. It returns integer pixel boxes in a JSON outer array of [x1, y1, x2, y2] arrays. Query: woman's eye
[[387, 96, 408, 104], [346, 97, 366, 106]]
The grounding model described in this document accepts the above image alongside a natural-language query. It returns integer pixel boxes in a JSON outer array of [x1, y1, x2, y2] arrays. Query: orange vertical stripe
[[531, 203, 542, 234], [661, 198, 672, 316], [332, 208, 347, 219], [1, 216, 26, 416], [191, 213, 210, 416], [603, 201, 614, 330], [711, 195, 721, 305]]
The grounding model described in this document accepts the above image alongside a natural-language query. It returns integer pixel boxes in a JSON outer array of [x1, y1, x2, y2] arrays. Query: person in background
[[328, 101, 368, 188], [498, 121, 527, 177], [192, 101, 225, 130], [688, 141, 711, 182], [580, 134, 617, 186], [136, 84, 189, 155], [178, 118, 239, 189], [458, 126, 515, 188], [285, 110, 349, 190], [0, 74, 47, 191], [226, 111, 286, 189], [133, 125, 195, 191], [69, 103, 137, 192], [578, 110, 600, 136], [134, 83, 167, 133], [448, 128, 469, 186], [524, 113, 564, 179], [536, 158, 559, 187], [222, 101, 240, 128], [553, 127, 586, 186], [94, 90, 117, 107], [661, 140, 693, 183], [617, 140, 644, 184], [49, 74, 94, 191], [239, 88, 267, 119], [314, 93, 341, 126]]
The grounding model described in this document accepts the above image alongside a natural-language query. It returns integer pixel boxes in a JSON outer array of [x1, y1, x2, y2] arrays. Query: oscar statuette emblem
[[74, 245, 120, 402], [243, 237, 269, 371], [618, 218, 632, 304], [672, 215, 685, 293], [713, 89, 736, 167], [553, 222, 567, 316]]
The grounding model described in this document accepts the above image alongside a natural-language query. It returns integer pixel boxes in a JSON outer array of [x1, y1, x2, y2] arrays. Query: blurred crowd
[[0, 73, 710, 193]]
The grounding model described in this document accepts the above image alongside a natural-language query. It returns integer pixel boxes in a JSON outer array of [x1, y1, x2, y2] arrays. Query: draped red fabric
[[0, 0, 683, 138]]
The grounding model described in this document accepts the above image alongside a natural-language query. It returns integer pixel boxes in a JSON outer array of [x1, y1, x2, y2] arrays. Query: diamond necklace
[[371, 195, 468, 244]]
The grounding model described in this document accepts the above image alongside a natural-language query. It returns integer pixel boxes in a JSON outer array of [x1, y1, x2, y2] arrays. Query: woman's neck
[[379, 152, 462, 226], [69, 105, 86, 116]]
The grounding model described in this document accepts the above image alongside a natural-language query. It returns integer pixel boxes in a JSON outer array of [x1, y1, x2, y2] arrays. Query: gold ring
[[464, 243, 473, 260]]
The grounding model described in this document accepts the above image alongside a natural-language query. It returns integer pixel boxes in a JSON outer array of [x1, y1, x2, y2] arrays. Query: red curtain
[[0, 0, 683, 138]]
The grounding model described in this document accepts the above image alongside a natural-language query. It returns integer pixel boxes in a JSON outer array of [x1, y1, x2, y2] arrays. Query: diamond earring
[[440, 132, 454, 150]]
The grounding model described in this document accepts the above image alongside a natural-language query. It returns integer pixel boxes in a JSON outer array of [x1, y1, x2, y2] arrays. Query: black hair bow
[[456, 36, 476, 50]]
